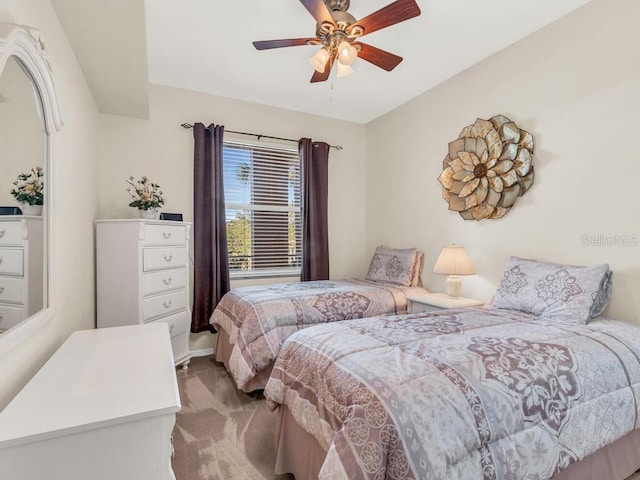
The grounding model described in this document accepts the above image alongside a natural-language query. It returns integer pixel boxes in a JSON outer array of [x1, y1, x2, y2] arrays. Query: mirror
[[0, 24, 62, 357], [0, 57, 46, 332]]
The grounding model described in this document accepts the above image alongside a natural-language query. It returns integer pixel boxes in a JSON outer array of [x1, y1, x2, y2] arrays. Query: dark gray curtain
[[192, 123, 230, 333], [299, 138, 330, 281]]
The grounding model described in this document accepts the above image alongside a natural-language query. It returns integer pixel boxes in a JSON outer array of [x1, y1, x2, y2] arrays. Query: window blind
[[223, 140, 301, 278]]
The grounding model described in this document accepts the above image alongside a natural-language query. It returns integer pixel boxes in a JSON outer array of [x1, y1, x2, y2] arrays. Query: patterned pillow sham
[[491, 256, 613, 324], [366, 246, 418, 287]]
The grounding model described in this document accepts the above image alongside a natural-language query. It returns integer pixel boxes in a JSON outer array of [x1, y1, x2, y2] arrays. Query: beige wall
[[365, 0, 640, 323], [0, 0, 100, 408], [97, 84, 367, 351]]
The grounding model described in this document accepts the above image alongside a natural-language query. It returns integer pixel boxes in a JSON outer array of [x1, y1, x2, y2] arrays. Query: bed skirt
[[274, 405, 640, 480], [214, 327, 274, 392]]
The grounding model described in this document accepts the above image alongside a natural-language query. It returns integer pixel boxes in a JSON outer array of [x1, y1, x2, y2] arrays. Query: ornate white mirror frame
[[0, 24, 62, 358]]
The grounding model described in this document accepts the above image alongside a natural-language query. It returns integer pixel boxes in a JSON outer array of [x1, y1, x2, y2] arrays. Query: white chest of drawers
[[96, 219, 191, 368], [0, 216, 43, 333], [0, 323, 180, 480]]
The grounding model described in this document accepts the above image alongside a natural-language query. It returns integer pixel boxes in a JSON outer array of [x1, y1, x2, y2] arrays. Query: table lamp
[[433, 244, 476, 297]]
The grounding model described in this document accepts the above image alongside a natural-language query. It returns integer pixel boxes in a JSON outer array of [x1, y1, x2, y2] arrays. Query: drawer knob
[[0, 313, 3, 321], [0, 257, 3, 264], [163, 253, 173, 262], [163, 300, 172, 309], [162, 232, 172, 239], [162, 277, 172, 286], [0, 229, 4, 238], [169, 322, 174, 332], [0, 287, 4, 294]]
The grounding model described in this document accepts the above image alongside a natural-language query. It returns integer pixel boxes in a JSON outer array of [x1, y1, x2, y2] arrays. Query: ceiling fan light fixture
[[253, 0, 421, 83], [337, 41, 357, 65], [309, 48, 330, 72], [336, 61, 354, 78]]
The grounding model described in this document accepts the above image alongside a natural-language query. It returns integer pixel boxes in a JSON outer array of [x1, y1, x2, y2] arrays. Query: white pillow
[[491, 256, 613, 324]]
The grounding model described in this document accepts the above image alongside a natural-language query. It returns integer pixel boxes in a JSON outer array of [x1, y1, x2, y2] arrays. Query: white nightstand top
[[407, 292, 485, 309]]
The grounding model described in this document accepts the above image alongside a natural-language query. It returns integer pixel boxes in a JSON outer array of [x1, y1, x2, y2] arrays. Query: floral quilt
[[265, 307, 640, 480], [210, 279, 421, 391]]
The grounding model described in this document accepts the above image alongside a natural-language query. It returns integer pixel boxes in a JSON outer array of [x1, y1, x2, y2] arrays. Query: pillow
[[491, 256, 613, 324], [411, 252, 425, 287], [366, 246, 418, 286]]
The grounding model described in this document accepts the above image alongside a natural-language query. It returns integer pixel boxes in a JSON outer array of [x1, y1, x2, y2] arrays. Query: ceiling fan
[[253, 0, 421, 83]]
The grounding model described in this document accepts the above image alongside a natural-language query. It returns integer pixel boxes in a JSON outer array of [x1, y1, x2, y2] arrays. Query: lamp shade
[[433, 245, 476, 276], [336, 61, 354, 78], [309, 48, 330, 73], [337, 41, 358, 66]]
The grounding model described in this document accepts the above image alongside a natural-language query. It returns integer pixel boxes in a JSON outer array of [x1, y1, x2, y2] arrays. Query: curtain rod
[[180, 123, 343, 151]]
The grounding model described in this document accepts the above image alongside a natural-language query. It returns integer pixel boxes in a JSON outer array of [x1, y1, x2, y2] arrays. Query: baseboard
[[190, 347, 214, 358]]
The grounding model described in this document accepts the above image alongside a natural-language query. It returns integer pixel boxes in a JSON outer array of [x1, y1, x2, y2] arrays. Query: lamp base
[[445, 275, 462, 297]]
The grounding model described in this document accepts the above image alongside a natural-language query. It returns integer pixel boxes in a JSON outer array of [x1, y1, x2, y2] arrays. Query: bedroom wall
[[365, 0, 640, 324], [97, 84, 367, 351], [0, 0, 100, 408]]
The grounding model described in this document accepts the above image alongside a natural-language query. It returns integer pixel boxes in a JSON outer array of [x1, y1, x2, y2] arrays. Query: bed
[[264, 257, 640, 480], [211, 246, 427, 392]]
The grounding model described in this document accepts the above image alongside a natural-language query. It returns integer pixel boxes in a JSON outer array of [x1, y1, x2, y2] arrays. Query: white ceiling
[[52, 0, 149, 119], [55, 0, 594, 124]]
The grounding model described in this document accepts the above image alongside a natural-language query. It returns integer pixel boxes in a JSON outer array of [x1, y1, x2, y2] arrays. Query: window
[[223, 138, 301, 279]]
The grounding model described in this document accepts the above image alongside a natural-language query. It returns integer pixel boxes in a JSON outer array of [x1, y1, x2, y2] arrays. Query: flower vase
[[139, 208, 157, 220], [23, 204, 43, 216]]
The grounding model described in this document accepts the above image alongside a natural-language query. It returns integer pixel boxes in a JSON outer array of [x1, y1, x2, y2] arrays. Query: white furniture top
[[406, 291, 485, 309], [95, 219, 191, 225], [0, 324, 180, 449]]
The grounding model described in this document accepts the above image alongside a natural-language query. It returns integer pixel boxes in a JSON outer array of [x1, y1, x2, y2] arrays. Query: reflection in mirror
[[0, 56, 46, 334], [0, 23, 61, 357]]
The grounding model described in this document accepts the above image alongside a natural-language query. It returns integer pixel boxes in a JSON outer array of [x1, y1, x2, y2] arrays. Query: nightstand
[[406, 292, 484, 313]]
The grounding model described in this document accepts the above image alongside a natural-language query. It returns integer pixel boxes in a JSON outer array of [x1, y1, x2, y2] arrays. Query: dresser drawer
[[143, 268, 187, 296], [0, 222, 23, 246], [0, 277, 26, 304], [143, 247, 187, 272], [0, 304, 25, 331], [143, 224, 187, 247], [0, 249, 24, 276], [149, 310, 189, 338], [143, 290, 187, 321], [170, 332, 190, 364]]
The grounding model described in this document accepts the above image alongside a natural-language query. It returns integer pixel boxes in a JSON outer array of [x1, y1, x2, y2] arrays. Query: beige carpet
[[172, 356, 640, 480], [171, 355, 292, 480]]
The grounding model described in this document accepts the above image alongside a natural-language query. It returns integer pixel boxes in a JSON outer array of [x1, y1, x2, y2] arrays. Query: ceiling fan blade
[[253, 38, 317, 50], [350, 0, 421, 37], [354, 42, 403, 71], [310, 54, 335, 83], [299, 0, 335, 27]]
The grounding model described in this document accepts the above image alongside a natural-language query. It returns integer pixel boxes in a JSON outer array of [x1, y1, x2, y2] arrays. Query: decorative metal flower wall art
[[438, 115, 534, 220]]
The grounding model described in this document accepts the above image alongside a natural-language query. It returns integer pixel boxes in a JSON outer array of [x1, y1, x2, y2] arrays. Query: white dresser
[[0, 323, 180, 480], [96, 219, 191, 368], [0, 216, 43, 333]]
